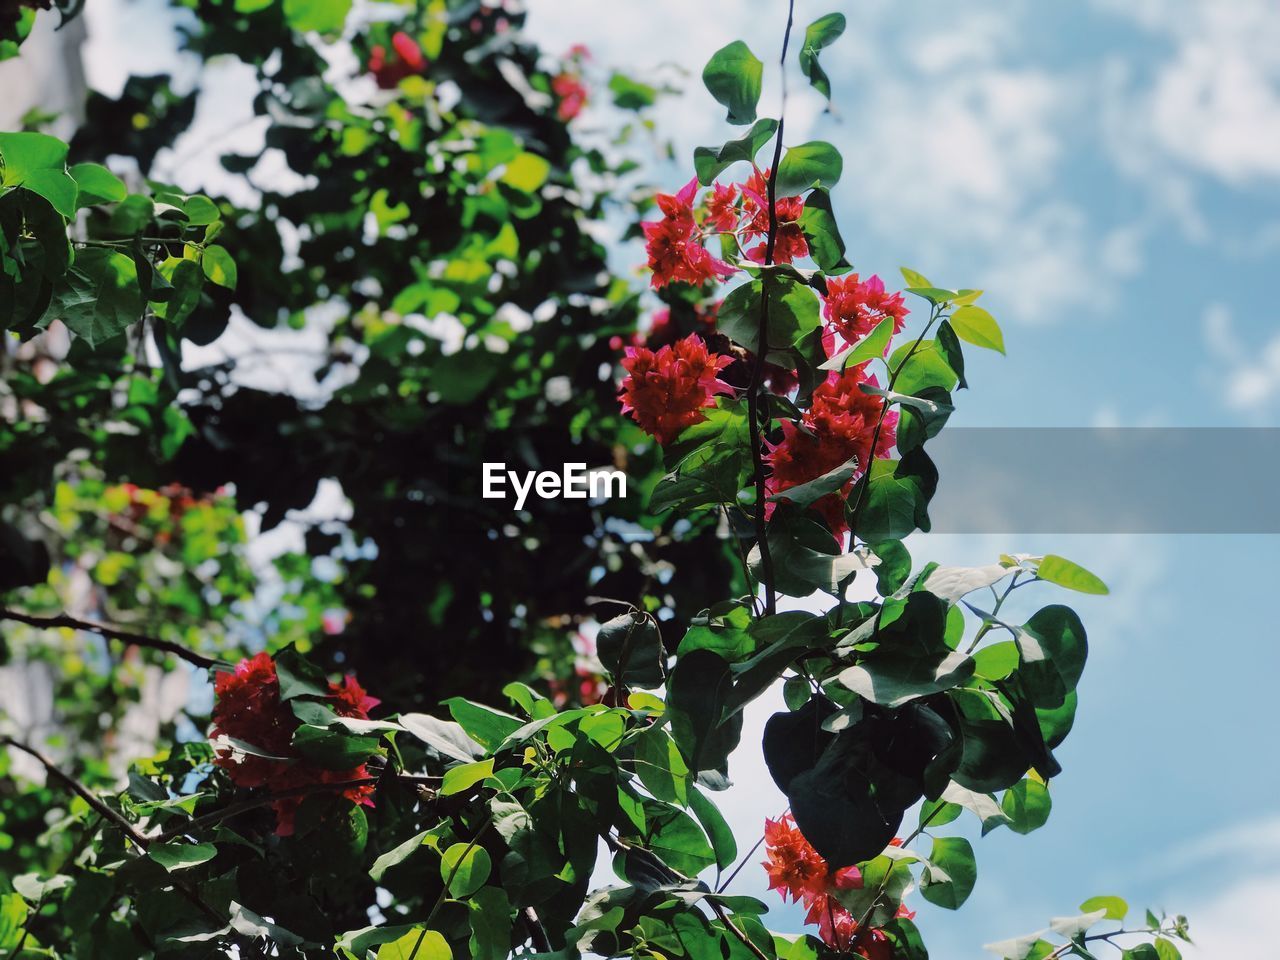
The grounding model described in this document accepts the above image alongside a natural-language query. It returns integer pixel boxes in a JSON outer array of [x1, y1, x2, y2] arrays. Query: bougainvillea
[[0, 2, 1192, 960], [211, 652, 379, 835], [619, 333, 734, 443], [643, 177, 739, 288]]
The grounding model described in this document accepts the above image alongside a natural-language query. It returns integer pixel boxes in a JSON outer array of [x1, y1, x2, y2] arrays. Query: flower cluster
[[763, 814, 913, 956], [643, 177, 738, 289], [740, 168, 808, 264], [765, 362, 897, 541], [619, 334, 733, 444], [210, 652, 380, 836], [368, 31, 427, 89], [823, 273, 910, 344]]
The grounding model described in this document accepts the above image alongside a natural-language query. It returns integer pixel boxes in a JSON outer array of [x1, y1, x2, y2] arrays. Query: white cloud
[[1202, 303, 1280, 414], [1096, 0, 1280, 185]]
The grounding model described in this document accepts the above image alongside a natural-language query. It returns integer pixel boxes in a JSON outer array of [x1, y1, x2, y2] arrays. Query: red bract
[[823, 273, 910, 344], [764, 813, 899, 955], [740, 168, 809, 265], [765, 363, 897, 541], [552, 72, 588, 121], [619, 334, 734, 444], [210, 652, 380, 837], [369, 31, 427, 89], [642, 178, 737, 289], [704, 182, 739, 233]]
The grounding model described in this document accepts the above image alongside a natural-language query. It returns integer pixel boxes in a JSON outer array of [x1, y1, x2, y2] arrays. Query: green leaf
[[292, 723, 382, 768], [949, 304, 1005, 354], [441, 843, 492, 898], [635, 726, 690, 804], [440, 758, 495, 797], [107, 194, 155, 236], [906, 286, 957, 305], [644, 800, 716, 876], [1079, 895, 1128, 922], [597, 611, 666, 688], [201, 244, 237, 289], [694, 119, 778, 184], [775, 141, 843, 195], [889, 339, 959, 395], [702, 40, 764, 125], [443, 698, 522, 751], [1035, 555, 1109, 595], [798, 186, 851, 273], [820, 317, 894, 372], [1016, 605, 1088, 709], [399, 712, 485, 761], [689, 786, 737, 870], [768, 455, 860, 508], [973, 641, 1019, 681], [377, 928, 452, 960], [282, 0, 351, 32], [798, 14, 846, 101], [0, 132, 77, 217], [1049, 910, 1108, 939], [148, 841, 217, 872], [468, 887, 512, 960], [858, 449, 938, 543], [370, 830, 430, 882], [48, 248, 142, 347], [920, 836, 977, 909], [151, 257, 202, 326], [69, 163, 127, 207], [1002, 778, 1052, 834], [609, 71, 660, 110], [12, 873, 71, 902], [499, 152, 550, 193], [939, 783, 1010, 834], [274, 647, 329, 700]]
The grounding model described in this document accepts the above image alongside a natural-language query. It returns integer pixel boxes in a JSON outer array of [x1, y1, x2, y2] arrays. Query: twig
[[152, 773, 441, 842], [708, 899, 772, 960], [522, 906, 552, 953], [744, 0, 797, 619], [0, 736, 150, 848], [0, 607, 221, 669]]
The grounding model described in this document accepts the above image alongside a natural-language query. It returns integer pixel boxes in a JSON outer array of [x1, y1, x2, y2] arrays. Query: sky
[[25, 0, 1280, 954]]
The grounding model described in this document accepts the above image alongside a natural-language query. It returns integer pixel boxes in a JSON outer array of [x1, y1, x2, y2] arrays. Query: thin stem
[[0, 607, 221, 669], [847, 802, 946, 952], [1, 736, 150, 848], [745, 0, 796, 619], [715, 829, 770, 894], [406, 817, 494, 959], [152, 773, 441, 842], [1044, 927, 1167, 960], [721, 504, 760, 615], [709, 900, 772, 960]]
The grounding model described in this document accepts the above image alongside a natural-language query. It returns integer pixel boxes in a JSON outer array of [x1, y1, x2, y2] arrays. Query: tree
[[0, 1, 1188, 959]]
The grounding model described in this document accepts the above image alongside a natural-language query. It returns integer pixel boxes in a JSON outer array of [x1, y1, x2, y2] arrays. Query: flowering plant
[[0, 2, 1190, 960]]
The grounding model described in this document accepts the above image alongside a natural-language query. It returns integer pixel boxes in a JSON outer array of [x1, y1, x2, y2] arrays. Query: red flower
[[330, 674, 380, 717], [619, 334, 734, 444], [369, 31, 427, 89], [552, 72, 588, 121], [704, 182, 739, 233], [740, 168, 809, 265], [643, 178, 737, 289], [609, 303, 720, 352], [763, 813, 832, 904], [765, 363, 897, 541], [210, 652, 381, 836], [764, 813, 901, 955], [823, 274, 910, 345]]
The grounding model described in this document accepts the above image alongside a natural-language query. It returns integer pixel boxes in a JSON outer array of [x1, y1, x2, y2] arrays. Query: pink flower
[[823, 273, 910, 344], [642, 178, 737, 289]]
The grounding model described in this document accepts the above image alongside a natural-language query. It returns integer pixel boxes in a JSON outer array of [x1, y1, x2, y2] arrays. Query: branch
[[0, 735, 150, 848], [152, 772, 441, 842], [0, 607, 221, 669], [745, 0, 797, 619], [708, 899, 772, 960]]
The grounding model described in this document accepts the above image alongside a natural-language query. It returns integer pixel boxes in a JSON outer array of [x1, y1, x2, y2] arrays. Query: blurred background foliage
[[0, 0, 738, 868]]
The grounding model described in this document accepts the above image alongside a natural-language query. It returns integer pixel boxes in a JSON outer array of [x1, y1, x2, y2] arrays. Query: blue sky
[[58, 0, 1280, 953]]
